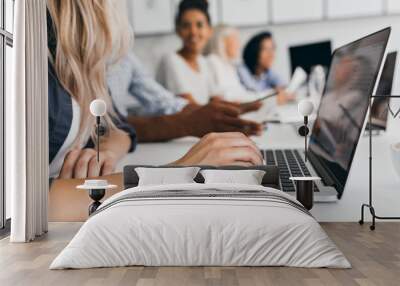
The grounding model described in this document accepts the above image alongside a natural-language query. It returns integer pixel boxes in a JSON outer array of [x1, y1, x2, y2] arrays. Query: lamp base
[[88, 189, 105, 215]]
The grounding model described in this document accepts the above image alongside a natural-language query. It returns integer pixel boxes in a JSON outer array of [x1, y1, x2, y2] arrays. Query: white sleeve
[[156, 54, 191, 96], [206, 55, 219, 85], [201, 57, 218, 97]]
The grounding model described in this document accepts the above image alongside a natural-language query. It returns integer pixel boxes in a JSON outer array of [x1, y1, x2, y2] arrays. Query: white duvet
[[50, 183, 350, 269]]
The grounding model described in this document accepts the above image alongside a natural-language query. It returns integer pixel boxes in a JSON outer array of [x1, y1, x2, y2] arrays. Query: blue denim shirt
[[107, 53, 188, 117], [237, 64, 284, 92], [48, 62, 137, 164]]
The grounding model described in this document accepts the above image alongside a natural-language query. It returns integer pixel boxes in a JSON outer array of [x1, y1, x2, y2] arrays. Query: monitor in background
[[309, 27, 391, 198], [289, 41, 332, 75], [368, 51, 397, 131]]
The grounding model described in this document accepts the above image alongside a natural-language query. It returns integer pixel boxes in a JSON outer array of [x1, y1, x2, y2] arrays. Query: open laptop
[[289, 40, 332, 76], [366, 51, 397, 131], [263, 27, 391, 202]]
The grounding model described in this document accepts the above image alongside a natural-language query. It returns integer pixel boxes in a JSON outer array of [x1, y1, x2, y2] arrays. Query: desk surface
[[117, 111, 400, 222]]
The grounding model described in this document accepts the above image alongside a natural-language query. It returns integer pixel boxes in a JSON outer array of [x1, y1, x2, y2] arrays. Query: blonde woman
[[47, 0, 135, 179], [47, 0, 263, 179], [205, 25, 262, 102]]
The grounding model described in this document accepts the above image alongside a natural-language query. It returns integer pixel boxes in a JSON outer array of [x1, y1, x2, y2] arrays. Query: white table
[[117, 111, 400, 222]]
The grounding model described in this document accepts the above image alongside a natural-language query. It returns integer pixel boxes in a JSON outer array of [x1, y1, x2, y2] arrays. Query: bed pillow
[[135, 167, 201, 186], [200, 169, 266, 185]]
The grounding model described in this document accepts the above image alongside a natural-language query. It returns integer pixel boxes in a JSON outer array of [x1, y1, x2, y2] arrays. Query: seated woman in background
[[48, 0, 263, 179], [206, 25, 265, 102], [156, 0, 216, 105], [238, 32, 294, 105]]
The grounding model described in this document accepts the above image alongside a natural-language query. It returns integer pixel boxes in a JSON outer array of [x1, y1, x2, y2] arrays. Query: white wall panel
[[387, 0, 400, 14], [130, 0, 174, 35], [271, 0, 323, 24], [326, 0, 384, 19], [208, 0, 220, 25], [221, 0, 269, 26]]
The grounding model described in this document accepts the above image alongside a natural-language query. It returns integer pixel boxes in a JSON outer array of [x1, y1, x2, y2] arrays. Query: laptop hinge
[[308, 151, 335, 186]]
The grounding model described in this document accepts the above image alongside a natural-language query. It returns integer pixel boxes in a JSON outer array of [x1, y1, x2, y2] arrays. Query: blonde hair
[[205, 24, 238, 61], [47, 0, 132, 145]]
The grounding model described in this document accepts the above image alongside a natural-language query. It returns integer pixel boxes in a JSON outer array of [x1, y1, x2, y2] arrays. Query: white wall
[[132, 15, 400, 93]]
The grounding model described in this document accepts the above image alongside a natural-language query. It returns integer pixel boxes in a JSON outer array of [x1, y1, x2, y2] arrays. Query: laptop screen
[[369, 51, 397, 130], [289, 41, 332, 75], [309, 28, 391, 198]]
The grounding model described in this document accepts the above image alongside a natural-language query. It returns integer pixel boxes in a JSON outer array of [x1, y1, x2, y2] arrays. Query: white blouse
[[207, 54, 262, 102], [156, 53, 215, 105]]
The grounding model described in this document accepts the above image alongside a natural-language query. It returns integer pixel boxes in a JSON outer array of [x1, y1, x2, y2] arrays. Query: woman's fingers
[[58, 148, 118, 179], [73, 149, 97, 179], [87, 155, 101, 178], [87, 156, 115, 177], [203, 133, 263, 165], [204, 132, 262, 159], [101, 158, 116, 176], [58, 149, 82, 179], [204, 132, 246, 139], [173, 132, 264, 166], [223, 146, 263, 166], [214, 133, 262, 158]]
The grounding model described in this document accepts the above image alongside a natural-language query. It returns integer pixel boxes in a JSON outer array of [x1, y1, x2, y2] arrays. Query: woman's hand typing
[[173, 132, 263, 167]]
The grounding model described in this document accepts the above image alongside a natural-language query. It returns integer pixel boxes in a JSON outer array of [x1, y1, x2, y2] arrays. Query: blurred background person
[[156, 0, 216, 105], [238, 31, 295, 105], [206, 24, 264, 102]]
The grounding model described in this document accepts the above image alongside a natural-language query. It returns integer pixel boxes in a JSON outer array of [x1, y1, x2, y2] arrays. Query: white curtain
[[9, 0, 49, 242]]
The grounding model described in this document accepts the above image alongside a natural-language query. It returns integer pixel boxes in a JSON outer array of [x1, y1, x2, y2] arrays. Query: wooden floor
[[0, 222, 399, 286]]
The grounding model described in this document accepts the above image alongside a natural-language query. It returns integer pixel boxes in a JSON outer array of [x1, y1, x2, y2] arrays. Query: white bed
[[50, 183, 350, 269]]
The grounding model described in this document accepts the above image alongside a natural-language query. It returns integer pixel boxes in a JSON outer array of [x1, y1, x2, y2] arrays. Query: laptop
[[366, 51, 397, 131], [263, 27, 391, 202], [289, 40, 332, 76]]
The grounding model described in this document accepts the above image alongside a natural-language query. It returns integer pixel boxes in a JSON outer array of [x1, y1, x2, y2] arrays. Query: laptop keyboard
[[263, 149, 320, 193]]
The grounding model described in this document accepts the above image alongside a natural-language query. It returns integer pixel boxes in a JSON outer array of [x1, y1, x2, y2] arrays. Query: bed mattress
[[50, 183, 350, 269]]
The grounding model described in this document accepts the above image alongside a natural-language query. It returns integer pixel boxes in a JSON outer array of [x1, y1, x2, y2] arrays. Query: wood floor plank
[[1, 222, 400, 286]]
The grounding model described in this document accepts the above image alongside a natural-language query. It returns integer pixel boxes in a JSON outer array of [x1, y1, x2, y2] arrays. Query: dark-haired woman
[[238, 32, 294, 105], [156, 0, 215, 105]]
